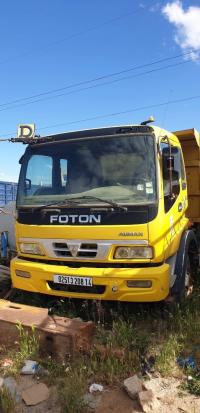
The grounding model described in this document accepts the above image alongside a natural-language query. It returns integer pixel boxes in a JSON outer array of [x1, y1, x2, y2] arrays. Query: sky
[[0, 0, 200, 182]]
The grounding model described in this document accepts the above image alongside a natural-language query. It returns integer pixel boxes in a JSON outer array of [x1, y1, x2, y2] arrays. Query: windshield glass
[[17, 134, 157, 207]]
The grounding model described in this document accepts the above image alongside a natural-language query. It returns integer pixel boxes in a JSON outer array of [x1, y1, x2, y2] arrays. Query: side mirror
[[162, 146, 178, 158], [162, 147, 178, 171], [162, 146, 178, 156], [25, 179, 31, 191]]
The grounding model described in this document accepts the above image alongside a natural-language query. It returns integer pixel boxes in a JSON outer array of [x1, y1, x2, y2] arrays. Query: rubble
[[123, 375, 143, 399], [138, 389, 160, 413], [22, 382, 50, 406], [83, 393, 102, 409], [3, 376, 21, 402], [143, 377, 180, 402], [123, 375, 168, 412]]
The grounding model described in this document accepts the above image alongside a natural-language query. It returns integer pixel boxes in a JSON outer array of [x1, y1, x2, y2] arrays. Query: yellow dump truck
[[10, 122, 200, 302]]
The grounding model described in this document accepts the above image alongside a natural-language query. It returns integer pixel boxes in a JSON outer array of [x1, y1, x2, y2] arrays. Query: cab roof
[[29, 124, 196, 146], [31, 124, 175, 146]]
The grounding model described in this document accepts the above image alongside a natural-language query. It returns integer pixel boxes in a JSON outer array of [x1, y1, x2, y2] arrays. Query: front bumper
[[11, 258, 170, 302]]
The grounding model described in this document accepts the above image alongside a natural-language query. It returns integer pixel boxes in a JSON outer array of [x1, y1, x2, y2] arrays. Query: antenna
[[140, 116, 155, 126]]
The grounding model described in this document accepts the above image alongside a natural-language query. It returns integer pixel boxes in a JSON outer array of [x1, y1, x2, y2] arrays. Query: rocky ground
[[1, 292, 200, 412], [1, 371, 200, 413]]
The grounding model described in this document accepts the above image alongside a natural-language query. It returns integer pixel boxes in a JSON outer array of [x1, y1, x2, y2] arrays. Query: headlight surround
[[114, 246, 153, 259], [19, 242, 45, 256]]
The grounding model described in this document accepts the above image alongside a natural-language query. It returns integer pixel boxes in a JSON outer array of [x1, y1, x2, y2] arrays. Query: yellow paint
[[11, 125, 190, 302]]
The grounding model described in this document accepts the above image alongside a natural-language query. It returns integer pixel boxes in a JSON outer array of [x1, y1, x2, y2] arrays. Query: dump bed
[[173, 128, 200, 223]]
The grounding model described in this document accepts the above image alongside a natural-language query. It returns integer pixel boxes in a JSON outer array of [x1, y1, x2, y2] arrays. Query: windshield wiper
[[33, 199, 80, 211], [68, 195, 128, 212]]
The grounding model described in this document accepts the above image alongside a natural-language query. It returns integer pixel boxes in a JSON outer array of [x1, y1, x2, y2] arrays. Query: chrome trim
[[19, 238, 148, 261]]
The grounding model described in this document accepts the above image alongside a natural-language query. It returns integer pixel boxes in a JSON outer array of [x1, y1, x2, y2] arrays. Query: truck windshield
[[17, 134, 157, 207]]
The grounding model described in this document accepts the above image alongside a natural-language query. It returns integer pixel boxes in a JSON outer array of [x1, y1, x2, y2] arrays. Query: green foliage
[[58, 368, 87, 413], [0, 387, 16, 413], [182, 375, 200, 396], [3, 323, 39, 376], [108, 319, 136, 349], [88, 348, 139, 384], [16, 322, 39, 360], [155, 333, 182, 375]]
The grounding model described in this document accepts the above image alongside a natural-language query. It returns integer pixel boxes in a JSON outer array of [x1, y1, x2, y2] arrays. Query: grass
[[155, 333, 182, 375], [16, 322, 39, 360], [36, 290, 200, 408], [0, 322, 39, 377], [0, 387, 16, 413], [183, 376, 200, 396], [5, 284, 200, 410], [58, 367, 88, 413]]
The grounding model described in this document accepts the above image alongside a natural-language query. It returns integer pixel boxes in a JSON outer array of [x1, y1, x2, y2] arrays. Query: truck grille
[[19, 238, 149, 261], [53, 242, 98, 258]]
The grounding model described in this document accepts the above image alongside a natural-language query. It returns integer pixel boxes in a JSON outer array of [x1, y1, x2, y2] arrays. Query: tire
[[165, 251, 197, 307], [177, 253, 193, 303]]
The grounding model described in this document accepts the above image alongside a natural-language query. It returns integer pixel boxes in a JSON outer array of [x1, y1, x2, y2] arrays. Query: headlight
[[19, 242, 45, 256], [114, 246, 153, 259]]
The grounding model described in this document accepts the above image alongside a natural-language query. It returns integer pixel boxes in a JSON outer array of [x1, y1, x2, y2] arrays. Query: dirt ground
[[15, 376, 60, 413], [95, 386, 200, 413], [13, 376, 200, 413]]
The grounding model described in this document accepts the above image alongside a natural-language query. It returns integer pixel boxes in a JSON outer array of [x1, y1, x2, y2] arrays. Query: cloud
[[149, 2, 162, 12], [162, 1, 200, 60], [0, 171, 17, 182]]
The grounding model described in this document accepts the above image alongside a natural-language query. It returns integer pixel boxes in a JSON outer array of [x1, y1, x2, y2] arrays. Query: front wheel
[[165, 252, 197, 306], [184, 255, 194, 298]]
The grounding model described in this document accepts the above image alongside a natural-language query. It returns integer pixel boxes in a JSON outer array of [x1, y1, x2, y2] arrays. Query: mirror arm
[[162, 135, 174, 199]]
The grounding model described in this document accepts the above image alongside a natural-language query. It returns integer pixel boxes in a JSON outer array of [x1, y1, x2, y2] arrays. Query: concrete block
[[0, 300, 95, 360]]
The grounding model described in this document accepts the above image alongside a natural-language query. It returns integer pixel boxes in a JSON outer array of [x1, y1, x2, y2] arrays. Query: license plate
[[53, 275, 93, 287]]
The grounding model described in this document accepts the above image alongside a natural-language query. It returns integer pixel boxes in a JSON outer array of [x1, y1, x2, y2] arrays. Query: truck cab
[[11, 124, 198, 302]]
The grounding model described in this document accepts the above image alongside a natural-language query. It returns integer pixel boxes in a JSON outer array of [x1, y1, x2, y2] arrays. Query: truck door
[[161, 141, 187, 256]]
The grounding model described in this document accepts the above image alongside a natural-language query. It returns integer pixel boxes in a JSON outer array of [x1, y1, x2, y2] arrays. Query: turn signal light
[[127, 280, 152, 288], [16, 270, 31, 278]]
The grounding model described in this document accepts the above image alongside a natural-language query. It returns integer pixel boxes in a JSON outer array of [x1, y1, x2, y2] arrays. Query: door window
[[161, 143, 182, 213]]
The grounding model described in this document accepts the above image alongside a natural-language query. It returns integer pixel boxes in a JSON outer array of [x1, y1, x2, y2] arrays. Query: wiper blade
[[33, 199, 80, 211], [69, 195, 128, 212]]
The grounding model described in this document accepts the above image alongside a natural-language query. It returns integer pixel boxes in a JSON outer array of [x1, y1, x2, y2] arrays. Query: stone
[[123, 375, 143, 399], [0, 377, 4, 388], [22, 382, 50, 406], [83, 393, 102, 409], [144, 378, 163, 393], [143, 377, 180, 401], [138, 389, 160, 413], [3, 377, 21, 402]]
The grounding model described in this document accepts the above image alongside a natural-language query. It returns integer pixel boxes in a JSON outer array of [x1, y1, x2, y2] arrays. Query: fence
[[0, 181, 17, 207]]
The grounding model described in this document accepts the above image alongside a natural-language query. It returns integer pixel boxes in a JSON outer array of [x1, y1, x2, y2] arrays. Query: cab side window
[[161, 143, 182, 213]]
